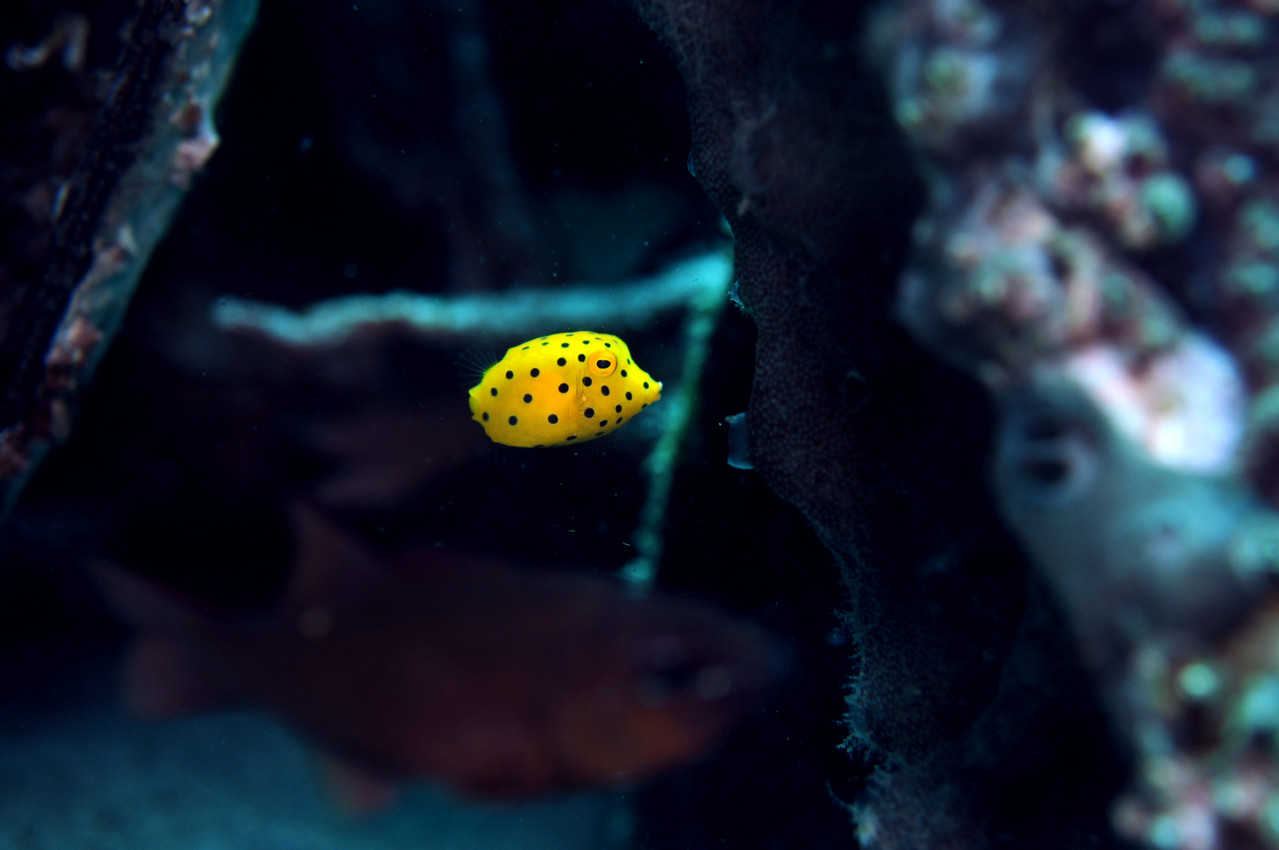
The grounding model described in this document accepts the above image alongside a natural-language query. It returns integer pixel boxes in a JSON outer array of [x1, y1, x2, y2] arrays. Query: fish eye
[[638, 653, 701, 705], [587, 351, 617, 377], [648, 655, 699, 691]]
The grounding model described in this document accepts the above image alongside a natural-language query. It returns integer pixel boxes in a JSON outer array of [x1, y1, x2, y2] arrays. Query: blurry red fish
[[93, 507, 780, 808]]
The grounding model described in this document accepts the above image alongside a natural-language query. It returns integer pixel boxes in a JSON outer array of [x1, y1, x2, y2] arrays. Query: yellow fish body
[[468, 331, 662, 447]]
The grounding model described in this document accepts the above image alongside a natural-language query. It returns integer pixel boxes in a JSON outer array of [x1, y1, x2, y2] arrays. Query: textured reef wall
[[633, 0, 1087, 846], [632, 0, 1026, 761], [639, 0, 1279, 847], [0, 0, 257, 513]]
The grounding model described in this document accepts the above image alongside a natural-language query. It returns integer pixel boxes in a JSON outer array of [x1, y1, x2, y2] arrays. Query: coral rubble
[[875, 0, 1279, 846]]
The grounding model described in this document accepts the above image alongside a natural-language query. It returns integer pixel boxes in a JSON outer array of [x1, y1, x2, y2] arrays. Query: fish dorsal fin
[[282, 502, 385, 612], [90, 559, 214, 634]]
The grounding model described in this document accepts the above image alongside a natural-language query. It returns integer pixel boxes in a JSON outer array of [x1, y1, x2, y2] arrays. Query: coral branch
[[620, 251, 731, 588], [212, 250, 730, 346]]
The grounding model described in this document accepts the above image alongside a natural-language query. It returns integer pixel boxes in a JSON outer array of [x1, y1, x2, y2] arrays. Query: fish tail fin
[[91, 561, 231, 717]]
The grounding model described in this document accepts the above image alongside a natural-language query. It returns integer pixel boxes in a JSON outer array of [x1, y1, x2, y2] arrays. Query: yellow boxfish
[[467, 331, 662, 447]]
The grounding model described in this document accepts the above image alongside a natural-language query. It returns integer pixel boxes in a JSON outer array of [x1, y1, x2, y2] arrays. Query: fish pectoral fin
[[315, 751, 403, 816], [125, 637, 227, 717]]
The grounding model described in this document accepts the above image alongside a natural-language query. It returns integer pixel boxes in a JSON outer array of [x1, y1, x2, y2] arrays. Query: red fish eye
[[587, 351, 617, 377]]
